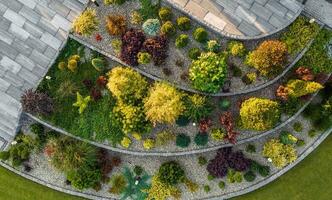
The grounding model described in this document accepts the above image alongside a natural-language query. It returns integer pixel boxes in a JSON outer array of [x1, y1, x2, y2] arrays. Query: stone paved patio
[[0, 0, 87, 150], [167, 0, 304, 38], [304, 0, 332, 28]]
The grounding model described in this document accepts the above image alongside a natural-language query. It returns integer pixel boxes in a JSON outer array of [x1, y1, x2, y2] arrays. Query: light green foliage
[[72, 8, 99, 36], [189, 52, 227, 93], [228, 41, 246, 57], [240, 98, 280, 131], [73, 92, 91, 114], [206, 40, 221, 53], [188, 47, 201, 60], [111, 39, 122, 55], [67, 166, 102, 190], [158, 7, 172, 21], [227, 169, 243, 183], [137, 52, 152, 64], [139, 0, 160, 20], [155, 131, 176, 146], [175, 34, 189, 48], [142, 18, 161, 36], [279, 131, 298, 145], [263, 139, 297, 168], [176, 16, 191, 31], [286, 79, 323, 98], [193, 27, 208, 43], [161, 21, 176, 36], [130, 11, 143, 25], [210, 128, 226, 141]]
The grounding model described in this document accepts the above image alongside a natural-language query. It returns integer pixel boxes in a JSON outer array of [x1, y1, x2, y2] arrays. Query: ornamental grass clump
[[240, 98, 280, 131], [107, 67, 148, 104], [263, 139, 297, 168], [144, 82, 184, 124], [246, 40, 288, 76], [106, 14, 127, 36], [189, 52, 227, 93], [72, 8, 99, 36]]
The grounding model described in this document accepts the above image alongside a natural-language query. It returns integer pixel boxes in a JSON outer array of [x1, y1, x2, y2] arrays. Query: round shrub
[[188, 47, 201, 60], [263, 139, 297, 168], [91, 58, 106, 71], [144, 82, 184, 124], [204, 185, 211, 193], [258, 165, 270, 177], [143, 138, 155, 150], [228, 41, 246, 57], [137, 52, 151, 64], [107, 66, 148, 104], [210, 128, 226, 141], [184, 94, 213, 122], [130, 11, 143, 25], [189, 52, 227, 93], [142, 19, 160, 36], [218, 181, 225, 189], [158, 161, 185, 186], [176, 133, 191, 148], [246, 40, 288, 76], [206, 40, 221, 53], [244, 171, 256, 182], [240, 98, 280, 131], [198, 156, 207, 166], [72, 8, 99, 36], [193, 27, 208, 43], [159, 7, 172, 21], [194, 133, 208, 146], [175, 34, 189, 48], [161, 21, 176, 36], [219, 99, 231, 110], [106, 14, 126, 36], [176, 115, 190, 126], [176, 16, 191, 31], [21, 89, 54, 116], [67, 165, 102, 190]]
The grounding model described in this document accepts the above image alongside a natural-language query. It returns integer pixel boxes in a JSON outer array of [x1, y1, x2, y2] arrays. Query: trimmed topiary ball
[[158, 161, 185, 186], [158, 7, 172, 21], [175, 34, 189, 48], [161, 21, 176, 37], [193, 27, 208, 43], [176, 16, 191, 31], [244, 171, 256, 182], [194, 133, 208, 146], [137, 52, 152, 64], [176, 133, 191, 148], [188, 47, 201, 60]]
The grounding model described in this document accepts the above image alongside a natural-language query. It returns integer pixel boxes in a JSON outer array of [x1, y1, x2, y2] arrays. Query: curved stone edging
[[164, 0, 304, 41], [1, 124, 331, 200], [24, 89, 319, 157], [69, 23, 323, 97]]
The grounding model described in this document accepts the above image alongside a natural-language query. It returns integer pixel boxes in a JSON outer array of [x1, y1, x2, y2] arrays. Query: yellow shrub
[[147, 175, 181, 200], [143, 138, 155, 150], [106, 14, 127, 36], [120, 136, 131, 148], [72, 8, 99, 36], [263, 139, 297, 168], [67, 59, 77, 72], [144, 82, 184, 124], [286, 79, 323, 98]]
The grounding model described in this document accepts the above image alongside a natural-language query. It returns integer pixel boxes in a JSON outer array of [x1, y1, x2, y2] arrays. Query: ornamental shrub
[[106, 14, 126, 36], [137, 52, 152, 64], [293, 122, 303, 132], [188, 47, 201, 60], [184, 178, 199, 193], [244, 171, 256, 182], [246, 40, 288, 76], [189, 52, 227, 93], [107, 67, 148, 104], [111, 39, 122, 55], [240, 98, 280, 131], [72, 8, 99, 36], [204, 185, 211, 193], [104, 0, 126, 5], [193, 27, 208, 43], [286, 79, 323, 98], [258, 165, 270, 177], [58, 61, 66, 70], [263, 139, 297, 168], [227, 169, 243, 183], [176, 133, 191, 148], [113, 102, 151, 135], [206, 40, 221, 53], [176, 16, 191, 31], [91, 58, 105, 71], [143, 35, 168, 65], [198, 156, 207, 166], [131, 11, 143, 25], [210, 128, 226, 141], [21, 89, 54, 116], [121, 136, 132, 148], [175, 34, 189, 48], [194, 133, 208, 146], [72, 92, 91, 114], [219, 99, 231, 110], [120, 29, 146, 66], [228, 41, 246, 57], [67, 59, 78, 72], [142, 19, 160, 36], [143, 138, 155, 149], [156, 131, 176, 146], [161, 21, 176, 36], [218, 181, 225, 189], [144, 82, 184, 124], [279, 131, 298, 145], [184, 94, 213, 122], [147, 175, 180, 200], [158, 7, 172, 21], [67, 164, 102, 190], [242, 72, 257, 85], [109, 174, 126, 194], [138, 0, 160, 20], [158, 161, 185, 186]]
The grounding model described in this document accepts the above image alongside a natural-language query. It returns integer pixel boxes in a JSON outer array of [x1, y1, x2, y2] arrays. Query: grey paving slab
[[167, 0, 304, 38], [0, 0, 86, 148], [304, 0, 332, 28]]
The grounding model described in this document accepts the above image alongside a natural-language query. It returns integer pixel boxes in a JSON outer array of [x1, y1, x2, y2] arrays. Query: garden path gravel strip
[[1, 113, 331, 200], [0, 0, 87, 150]]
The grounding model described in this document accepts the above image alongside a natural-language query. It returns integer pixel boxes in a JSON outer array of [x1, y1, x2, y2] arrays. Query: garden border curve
[[1, 125, 331, 200], [25, 89, 320, 157]]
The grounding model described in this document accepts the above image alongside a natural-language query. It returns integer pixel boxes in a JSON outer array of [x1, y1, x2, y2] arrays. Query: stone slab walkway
[[167, 0, 303, 39], [0, 0, 86, 150], [304, 0, 332, 28]]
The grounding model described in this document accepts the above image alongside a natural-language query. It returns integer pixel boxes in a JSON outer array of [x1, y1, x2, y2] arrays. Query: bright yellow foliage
[[286, 79, 323, 98], [72, 8, 99, 36], [143, 138, 155, 150], [147, 175, 181, 200], [263, 139, 297, 168]]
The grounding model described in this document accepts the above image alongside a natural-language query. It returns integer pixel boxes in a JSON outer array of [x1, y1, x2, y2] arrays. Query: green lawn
[[1, 134, 332, 200]]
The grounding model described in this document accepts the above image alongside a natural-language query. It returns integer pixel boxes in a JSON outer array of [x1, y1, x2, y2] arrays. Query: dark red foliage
[[90, 88, 102, 101], [199, 118, 212, 133], [207, 147, 251, 178], [219, 112, 239, 144], [97, 149, 113, 180], [120, 29, 146, 66], [95, 33, 102, 42], [143, 35, 168, 65], [96, 76, 107, 88], [21, 89, 54, 116], [111, 156, 121, 167], [82, 79, 93, 90]]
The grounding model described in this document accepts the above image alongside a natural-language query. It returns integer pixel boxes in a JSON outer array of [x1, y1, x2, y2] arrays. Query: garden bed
[[71, 0, 321, 95]]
